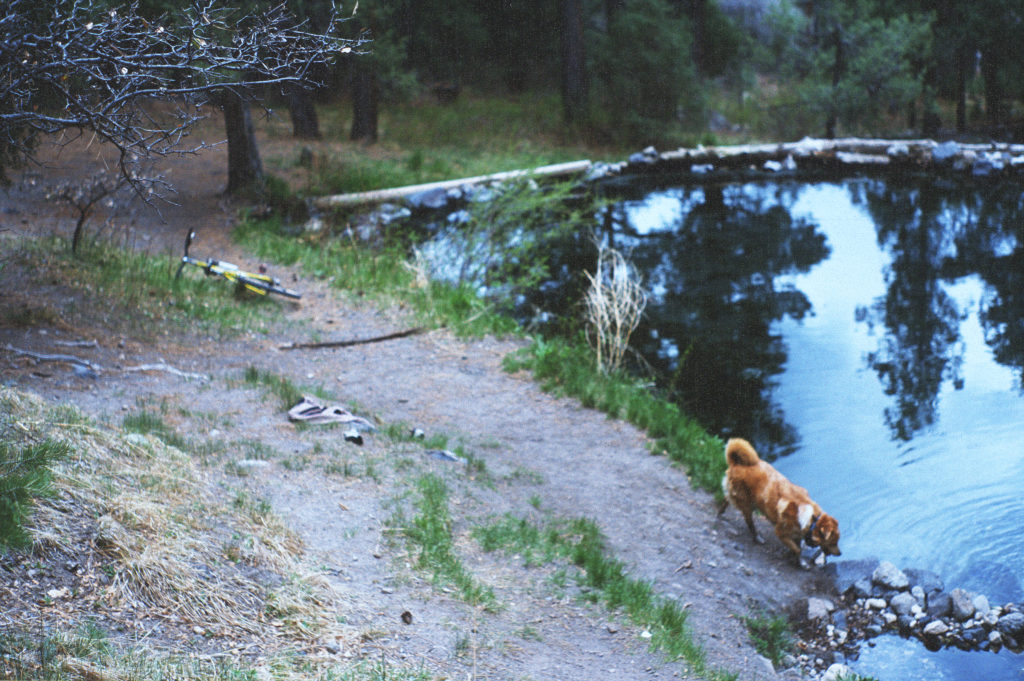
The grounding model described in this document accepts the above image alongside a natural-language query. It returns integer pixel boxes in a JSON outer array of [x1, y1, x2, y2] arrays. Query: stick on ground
[[279, 327, 426, 350]]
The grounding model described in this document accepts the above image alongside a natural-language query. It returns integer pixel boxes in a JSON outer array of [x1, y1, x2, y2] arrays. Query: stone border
[[588, 137, 1024, 181], [783, 559, 1024, 678]]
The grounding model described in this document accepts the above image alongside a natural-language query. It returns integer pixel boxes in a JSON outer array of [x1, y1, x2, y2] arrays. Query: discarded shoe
[[287, 396, 324, 420], [287, 396, 375, 430]]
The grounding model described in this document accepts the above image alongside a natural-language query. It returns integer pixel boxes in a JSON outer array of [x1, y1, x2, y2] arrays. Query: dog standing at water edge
[[718, 437, 841, 566]]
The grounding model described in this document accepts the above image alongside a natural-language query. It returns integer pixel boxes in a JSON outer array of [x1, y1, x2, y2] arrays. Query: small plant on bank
[[583, 239, 647, 374], [121, 411, 188, 450], [742, 611, 794, 667], [242, 366, 306, 411]]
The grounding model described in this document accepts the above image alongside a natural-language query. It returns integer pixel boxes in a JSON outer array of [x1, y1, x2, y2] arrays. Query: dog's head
[[808, 513, 841, 556]]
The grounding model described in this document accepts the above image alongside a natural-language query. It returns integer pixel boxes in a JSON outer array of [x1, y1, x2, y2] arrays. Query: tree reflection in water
[[596, 181, 829, 458], [487, 174, 1024, 456], [853, 176, 1024, 440]]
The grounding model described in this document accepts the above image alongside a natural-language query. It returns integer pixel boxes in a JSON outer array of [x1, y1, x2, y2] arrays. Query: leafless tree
[[1, 0, 368, 193]]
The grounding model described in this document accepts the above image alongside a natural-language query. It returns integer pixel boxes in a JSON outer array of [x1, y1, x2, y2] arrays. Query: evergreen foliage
[[0, 438, 68, 550], [589, 0, 703, 140]]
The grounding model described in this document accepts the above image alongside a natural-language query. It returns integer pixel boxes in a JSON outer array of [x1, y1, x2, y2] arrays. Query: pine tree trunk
[[825, 28, 843, 139], [687, 0, 708, 75], [287, 84, 321, 139], [956, 46, 968, 134], [561, 0, 587, 125], [350, 64, 379, 143], [221, 89, 264, 196]]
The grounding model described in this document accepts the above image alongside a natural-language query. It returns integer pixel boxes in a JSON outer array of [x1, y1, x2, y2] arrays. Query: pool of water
[[597, 175, 1024, 680]]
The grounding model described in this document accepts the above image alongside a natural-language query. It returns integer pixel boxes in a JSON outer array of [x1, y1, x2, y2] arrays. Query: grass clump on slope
[[0, 387, 341, 678]]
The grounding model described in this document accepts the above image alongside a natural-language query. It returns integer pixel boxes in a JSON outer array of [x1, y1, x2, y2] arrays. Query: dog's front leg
[[777, 529, 804, 565]]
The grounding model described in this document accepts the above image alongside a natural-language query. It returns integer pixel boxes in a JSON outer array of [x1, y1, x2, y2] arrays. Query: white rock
[[755, 655, 775, 677], [807, 597, 836, 621], [873, 561, 910, 590], [973, 594, 991, 618], [822, 663, 854, 681], [865, 597, 888, 610], [951, 588, 976, 621], [891, 592, 916, 615], [923, 620, 949, 636]]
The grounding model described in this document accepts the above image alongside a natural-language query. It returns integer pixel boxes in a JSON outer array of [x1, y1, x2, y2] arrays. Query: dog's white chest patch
[[797, 504, 814, 530]]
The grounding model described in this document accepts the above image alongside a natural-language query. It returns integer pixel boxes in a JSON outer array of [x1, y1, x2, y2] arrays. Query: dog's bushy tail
[[725, 438, 760, 466]]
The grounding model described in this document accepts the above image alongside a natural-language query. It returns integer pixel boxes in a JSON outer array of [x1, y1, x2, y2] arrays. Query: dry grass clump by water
[[0, 387, 346, 675], [583, 240, 647, 374]]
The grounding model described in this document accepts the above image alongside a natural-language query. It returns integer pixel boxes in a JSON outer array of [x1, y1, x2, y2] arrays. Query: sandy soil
[[0, 133, 839, 681]]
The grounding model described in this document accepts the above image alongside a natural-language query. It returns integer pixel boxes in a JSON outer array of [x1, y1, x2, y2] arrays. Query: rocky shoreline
[[780, 558, 1024, 679], [602, 137, 1024, 181]]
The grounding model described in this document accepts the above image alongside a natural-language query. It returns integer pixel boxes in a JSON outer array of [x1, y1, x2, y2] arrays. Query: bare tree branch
[[1, 0, 368, 185]]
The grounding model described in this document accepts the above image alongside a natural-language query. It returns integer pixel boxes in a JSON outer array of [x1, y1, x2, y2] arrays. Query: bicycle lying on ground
[[175, 231, 301, 299]]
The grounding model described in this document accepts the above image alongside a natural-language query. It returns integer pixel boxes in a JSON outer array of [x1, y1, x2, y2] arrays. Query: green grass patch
[[401, 474, 497, 611], [241, 366, 306, 411], [305, 92, 609, 195], [742, 611, 795, 668], [6, 235, 288, 338], [0, 438, 68, 550], [474, 513, 734, 680], [121, 411, 188, 450], [503, 336, 725, 493], [473, 514, 561, 568], [233, 217, 518, 338]]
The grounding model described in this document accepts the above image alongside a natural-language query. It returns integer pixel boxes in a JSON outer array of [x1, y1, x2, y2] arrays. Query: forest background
[[271, 0, 1021, 150]]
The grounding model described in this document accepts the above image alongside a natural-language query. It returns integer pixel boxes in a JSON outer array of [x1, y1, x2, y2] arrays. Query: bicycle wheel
[[237, 274, 302, 300]]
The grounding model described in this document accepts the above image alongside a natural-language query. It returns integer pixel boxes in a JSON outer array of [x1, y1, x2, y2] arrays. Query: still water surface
[[600, 176, 1024, 680]]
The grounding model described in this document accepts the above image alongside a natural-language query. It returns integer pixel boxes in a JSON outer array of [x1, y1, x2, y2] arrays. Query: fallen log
[[312, 160, 592, 209]]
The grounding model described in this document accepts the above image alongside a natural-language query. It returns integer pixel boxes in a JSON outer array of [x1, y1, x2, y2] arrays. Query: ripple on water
[[852, 635, 1024, 681]]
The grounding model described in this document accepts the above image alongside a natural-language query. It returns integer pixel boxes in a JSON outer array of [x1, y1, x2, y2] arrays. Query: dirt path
[[0, 136, 838, 681]]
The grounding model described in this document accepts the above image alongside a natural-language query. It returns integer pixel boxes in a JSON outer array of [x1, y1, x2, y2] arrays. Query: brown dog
[[718, 438, 841, 566]]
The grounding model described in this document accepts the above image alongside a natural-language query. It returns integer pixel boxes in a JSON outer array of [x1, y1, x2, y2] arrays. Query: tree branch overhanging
[[0, 0, 370, 186]]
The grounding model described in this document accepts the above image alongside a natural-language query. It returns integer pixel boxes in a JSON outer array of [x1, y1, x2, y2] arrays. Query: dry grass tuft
[[583, 240, 647, 374], [0, 387, 348, 673]]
